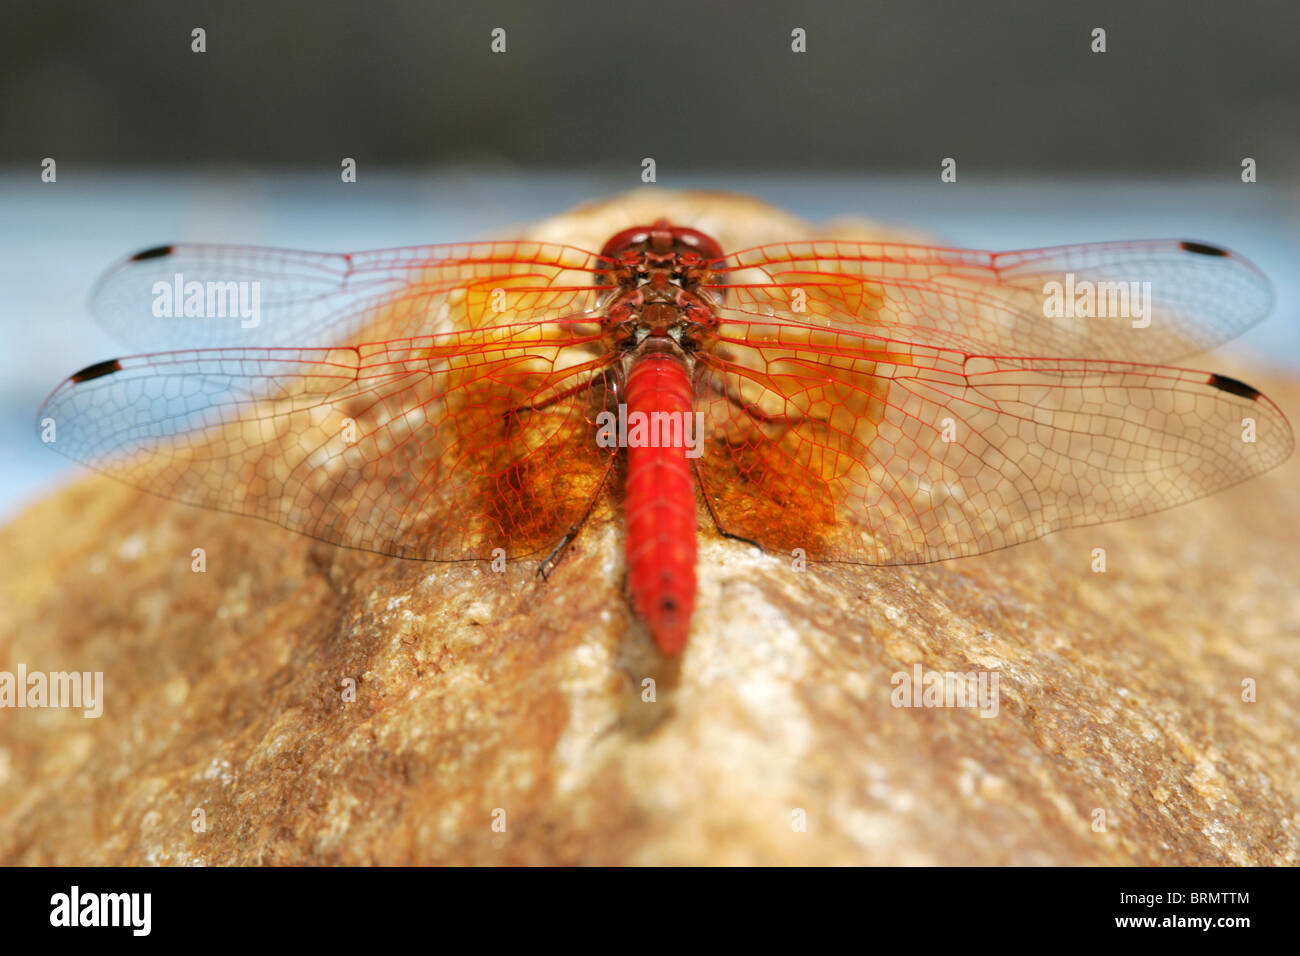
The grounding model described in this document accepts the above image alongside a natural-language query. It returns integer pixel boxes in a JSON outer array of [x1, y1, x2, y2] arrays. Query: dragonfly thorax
[[597, 219, 723, 352]]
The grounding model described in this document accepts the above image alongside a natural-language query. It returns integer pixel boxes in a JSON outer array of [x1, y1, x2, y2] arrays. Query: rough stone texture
[[1, 191, 1297, 865]]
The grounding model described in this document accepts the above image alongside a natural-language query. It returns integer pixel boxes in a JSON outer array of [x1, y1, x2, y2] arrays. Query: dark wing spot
[[1207, 372, 1261, 400], [130, 244, 175, 262], [1180, 240, 1229, 258], [70, 358, 123, 383]]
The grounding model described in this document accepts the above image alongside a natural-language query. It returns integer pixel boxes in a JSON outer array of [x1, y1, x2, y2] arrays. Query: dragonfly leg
[[693, 458, 765, 553], [703, 374, 808, 429], [508, 364, 618, 421], [534, 454, 617, 579], [695, 375, 805, 553], [537, 525, 580, 580]]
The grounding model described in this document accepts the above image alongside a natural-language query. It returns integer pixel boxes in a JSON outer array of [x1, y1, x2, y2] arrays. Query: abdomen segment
[[623, 350, 698, 654]]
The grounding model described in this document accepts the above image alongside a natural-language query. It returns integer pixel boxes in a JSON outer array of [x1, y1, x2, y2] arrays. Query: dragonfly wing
[[38, 327, 618, 561], [89, 241, 608, 350], [708, 239, 1273, 362], [693, 322, 1293, 565]]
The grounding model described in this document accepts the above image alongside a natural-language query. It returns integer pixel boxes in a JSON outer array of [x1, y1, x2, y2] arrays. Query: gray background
[[3, 0, 1298, 175]]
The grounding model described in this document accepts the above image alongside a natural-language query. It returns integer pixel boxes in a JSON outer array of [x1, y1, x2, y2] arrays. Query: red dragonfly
[[38, 221, 1293, 653]]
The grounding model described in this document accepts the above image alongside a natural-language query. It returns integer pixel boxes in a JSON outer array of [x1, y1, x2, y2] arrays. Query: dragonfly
[[37, 220, 1293, 654]]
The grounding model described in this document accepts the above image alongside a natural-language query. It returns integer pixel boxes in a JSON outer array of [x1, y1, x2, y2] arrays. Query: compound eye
[[600, 226, 654, 260], [670, 227, 724, 262]]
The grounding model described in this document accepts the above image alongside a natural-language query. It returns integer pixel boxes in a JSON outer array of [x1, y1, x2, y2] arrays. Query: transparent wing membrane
[[47, 306, 617, 560], [694, 322, 1291, 564], [708, 238, 1272, 362], [90, 241, 609, 349]]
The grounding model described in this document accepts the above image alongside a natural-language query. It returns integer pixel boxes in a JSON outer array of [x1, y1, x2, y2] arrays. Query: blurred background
[[2, 0, 1298, 518]]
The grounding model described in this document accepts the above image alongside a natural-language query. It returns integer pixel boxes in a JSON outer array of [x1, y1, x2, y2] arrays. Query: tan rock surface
[[1, 191, 1297, 865]]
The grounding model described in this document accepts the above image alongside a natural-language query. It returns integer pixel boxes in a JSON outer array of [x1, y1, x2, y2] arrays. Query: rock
[[1, 190, 1296, 864]]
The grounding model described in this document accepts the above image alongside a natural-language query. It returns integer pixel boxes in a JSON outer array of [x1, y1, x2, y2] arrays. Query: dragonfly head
[[598, 219, 725, 264], [596, 220, 725, 291], [596, 221, 725, 352], [596, 218, 725, 305]]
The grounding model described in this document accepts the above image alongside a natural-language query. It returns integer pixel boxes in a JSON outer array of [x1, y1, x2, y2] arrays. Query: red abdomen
[[623, 350, 698, 654]]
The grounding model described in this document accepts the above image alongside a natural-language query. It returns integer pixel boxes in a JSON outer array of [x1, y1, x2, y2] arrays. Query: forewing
[[706, 239, 1272, 362], [89, 241, 608, 350], [694, 322, 1292, 565]]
